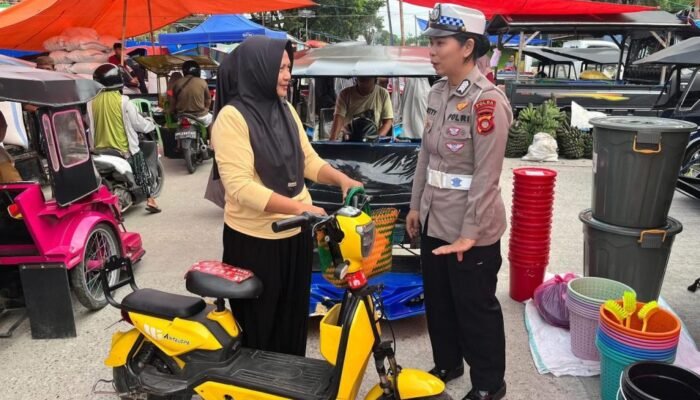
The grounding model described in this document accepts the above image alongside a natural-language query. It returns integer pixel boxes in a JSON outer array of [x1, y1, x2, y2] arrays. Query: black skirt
[[222, 224, 313, 356]]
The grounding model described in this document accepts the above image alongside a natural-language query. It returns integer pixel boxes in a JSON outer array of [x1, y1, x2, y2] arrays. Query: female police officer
[[406, 4, 512, 400]]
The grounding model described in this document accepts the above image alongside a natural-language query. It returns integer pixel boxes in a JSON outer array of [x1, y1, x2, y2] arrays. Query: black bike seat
[[122, 288, 205, 319], [185, 261, 263, 300]]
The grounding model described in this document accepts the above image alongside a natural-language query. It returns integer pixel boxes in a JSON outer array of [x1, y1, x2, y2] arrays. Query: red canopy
[[404, 0, 654, 19], [0, 0, 314, 51]]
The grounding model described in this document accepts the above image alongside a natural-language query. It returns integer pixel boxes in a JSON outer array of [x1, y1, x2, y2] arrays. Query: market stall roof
[[487, 11, 690, 34], [522, 47, 577, 65], [158, 14, 286, 46], [292, 43, 434, 77], [0, 65, 102, 106], [133, 55, 218, 75], [404, 0, 652, 19], [0, 54, 35, 67], [544, 48, 623, 65], [635, 37, 700, 65], [0, 0, 313, 51]]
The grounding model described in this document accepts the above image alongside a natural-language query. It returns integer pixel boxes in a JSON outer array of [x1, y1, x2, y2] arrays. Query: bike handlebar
[[271, 212, 322, 233]]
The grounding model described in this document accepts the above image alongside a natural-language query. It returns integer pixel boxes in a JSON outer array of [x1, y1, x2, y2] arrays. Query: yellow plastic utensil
[[622, 291, 637, 328], [637, 301, 660, 332], [604, 300, 630, 325]]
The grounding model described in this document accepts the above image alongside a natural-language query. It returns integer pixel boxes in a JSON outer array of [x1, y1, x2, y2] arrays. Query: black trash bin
[[590, 116, 695, 229], [580, 209, 682, 301]]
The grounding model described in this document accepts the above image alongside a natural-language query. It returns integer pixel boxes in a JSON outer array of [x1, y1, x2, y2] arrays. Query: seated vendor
[[0, 112, 22, 183], [329, 77, 394, 141]]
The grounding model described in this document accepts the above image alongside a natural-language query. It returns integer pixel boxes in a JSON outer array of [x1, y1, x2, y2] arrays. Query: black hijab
[[214, 36, 303, 198]]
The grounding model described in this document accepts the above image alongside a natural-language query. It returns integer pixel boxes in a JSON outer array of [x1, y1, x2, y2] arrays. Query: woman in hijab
[[212, 36, 362, 356]]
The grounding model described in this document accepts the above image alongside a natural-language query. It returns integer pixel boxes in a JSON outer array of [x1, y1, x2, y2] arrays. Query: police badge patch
[[475, 99, 496, 135], [447, 127, 462, 136], [446, 142, 465, 152]]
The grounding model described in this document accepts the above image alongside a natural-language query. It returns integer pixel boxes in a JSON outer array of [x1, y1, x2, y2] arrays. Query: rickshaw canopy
[[635, 37, 700, 66], [0, 65, 102, 106], [133, 55, 218, 75], [293, 43, 434, 77]]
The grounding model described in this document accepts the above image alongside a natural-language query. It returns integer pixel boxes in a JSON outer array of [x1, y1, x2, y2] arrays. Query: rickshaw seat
[[185, 262, 263, 300], [121, 288, 206, 319], [93, 148, 126, 158]]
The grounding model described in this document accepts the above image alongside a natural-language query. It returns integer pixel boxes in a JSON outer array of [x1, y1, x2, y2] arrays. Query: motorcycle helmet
[[93, 64, 124, 90], [182, 60, 201, 77]]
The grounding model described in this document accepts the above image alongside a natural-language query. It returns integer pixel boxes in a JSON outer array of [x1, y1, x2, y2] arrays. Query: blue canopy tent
[[158, 14, 287, 46]]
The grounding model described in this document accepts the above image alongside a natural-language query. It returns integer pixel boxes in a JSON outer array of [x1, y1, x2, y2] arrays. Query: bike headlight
[[356, 222, 376, 258]]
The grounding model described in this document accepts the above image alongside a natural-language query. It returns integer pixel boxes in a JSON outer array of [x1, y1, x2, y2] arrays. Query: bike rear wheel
[[180, 139, 196, 174]]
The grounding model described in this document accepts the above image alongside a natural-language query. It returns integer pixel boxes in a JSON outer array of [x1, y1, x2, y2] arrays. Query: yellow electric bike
[[99, 192, 448, 400]]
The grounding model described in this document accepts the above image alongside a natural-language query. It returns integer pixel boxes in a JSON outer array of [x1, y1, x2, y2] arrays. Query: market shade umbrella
[[293, 43, 434, 77], [403, 0, 652, 19], [0, 0, 314, 51], [635, 37, 700, 66], [0, 65, 102, 106]]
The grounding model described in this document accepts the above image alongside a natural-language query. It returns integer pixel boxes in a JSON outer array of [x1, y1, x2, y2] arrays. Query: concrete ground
[[0, 157, 698, 400]]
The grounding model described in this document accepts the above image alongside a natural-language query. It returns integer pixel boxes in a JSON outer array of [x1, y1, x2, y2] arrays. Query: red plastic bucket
[[513, 167, 558, 183], [512, 192, 555, 202], [509, 263, 547, 301], [509, 242, 550, 257], [508, 255, 549, 269], [510, 225, 551, 237], [513, 197, 555, 208], [514, 181, 556, 190], [511, 216, 553, 227]]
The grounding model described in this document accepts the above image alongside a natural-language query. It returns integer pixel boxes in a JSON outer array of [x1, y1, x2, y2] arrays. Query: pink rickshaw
[[0, 65, 145, 338]]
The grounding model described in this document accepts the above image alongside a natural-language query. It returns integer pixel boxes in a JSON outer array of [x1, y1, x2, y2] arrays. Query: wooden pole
[[399, 0, 405, 46], [120, 0, 128, 66], [147, 0, 156, 55], [386, 0, 394, 46]]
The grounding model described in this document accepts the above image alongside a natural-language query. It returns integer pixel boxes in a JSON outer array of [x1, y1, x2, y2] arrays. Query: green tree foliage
[[259, 0, 385, 42]]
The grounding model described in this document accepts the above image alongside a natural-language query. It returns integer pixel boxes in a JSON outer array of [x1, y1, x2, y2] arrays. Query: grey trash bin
[[590, 116, 695, 229], [579, 209, 683, 301]]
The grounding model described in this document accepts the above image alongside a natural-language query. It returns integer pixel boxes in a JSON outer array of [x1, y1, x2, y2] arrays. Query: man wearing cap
[[406, 4, 512, 400]]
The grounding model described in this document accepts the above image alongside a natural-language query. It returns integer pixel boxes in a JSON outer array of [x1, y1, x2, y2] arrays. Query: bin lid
[[579, 209, 683, 237], [589, 116, 697, 134]]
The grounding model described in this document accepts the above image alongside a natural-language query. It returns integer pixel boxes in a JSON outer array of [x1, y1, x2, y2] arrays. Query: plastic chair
[[129, 98, 163, 148]]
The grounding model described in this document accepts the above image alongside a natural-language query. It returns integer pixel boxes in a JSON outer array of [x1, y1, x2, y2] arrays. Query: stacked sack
[[44, 27, 118, 76]]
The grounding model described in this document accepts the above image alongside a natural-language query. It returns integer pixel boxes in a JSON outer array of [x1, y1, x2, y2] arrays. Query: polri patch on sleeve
[[475, 99, 497, 135]]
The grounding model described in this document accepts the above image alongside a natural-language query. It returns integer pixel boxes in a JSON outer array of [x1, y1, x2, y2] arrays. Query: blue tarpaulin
[[158, 14, 287, 46]]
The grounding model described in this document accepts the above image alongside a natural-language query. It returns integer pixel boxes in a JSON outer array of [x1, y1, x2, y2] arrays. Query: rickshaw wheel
[[70, 223, 121, 310], [151, 160, 165, 198], [182, 139, 196, 174]]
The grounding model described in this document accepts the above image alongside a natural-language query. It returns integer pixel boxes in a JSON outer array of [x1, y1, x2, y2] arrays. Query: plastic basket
[[568, 277, 635, 306], [569, 306, 601, 361]]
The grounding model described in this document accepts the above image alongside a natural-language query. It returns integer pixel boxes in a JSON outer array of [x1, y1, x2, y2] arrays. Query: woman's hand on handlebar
[[298, 202, 327, 216], [406, 210, 421, 239], [340, 177, 363, 200]]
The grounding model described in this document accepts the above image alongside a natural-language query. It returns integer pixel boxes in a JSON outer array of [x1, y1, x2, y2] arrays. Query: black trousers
[[421, 228, 506, 391], [223, 224, 313, 356]]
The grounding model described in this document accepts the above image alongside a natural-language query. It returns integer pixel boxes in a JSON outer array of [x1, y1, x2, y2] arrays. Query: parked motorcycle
[[93, 131, 165, 212], [99, 190, 448, 400], [176, 114, 212, 174]]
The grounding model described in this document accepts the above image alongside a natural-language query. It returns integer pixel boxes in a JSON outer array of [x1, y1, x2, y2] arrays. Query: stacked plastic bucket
[[509, 167, 557, 301], [582, 117, 696, 301], [620, 362, 700, 400], [566, 277, 634, 361], [597, 301, 681, 400]]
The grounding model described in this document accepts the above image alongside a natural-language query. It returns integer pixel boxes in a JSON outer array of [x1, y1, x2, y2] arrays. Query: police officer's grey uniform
[[409, 4, 512, 397]]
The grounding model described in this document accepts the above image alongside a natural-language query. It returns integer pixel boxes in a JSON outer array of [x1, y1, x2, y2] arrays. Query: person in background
[[212, 36, 362, 356], [0, 112, 21, 183], [477, 55, 494, 83], [407, 3, 512, 400], [329, 76, 394, 141], [108, 42, 140, 90], [503, 54, 516, 72], [35, 56, 55, 71], [92, 64, 162, 213], [489, 44, 502, 71], [169, 61, 213, 127], [399, 78, 430, 139]]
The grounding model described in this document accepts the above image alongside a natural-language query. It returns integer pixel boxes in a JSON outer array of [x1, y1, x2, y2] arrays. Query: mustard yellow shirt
[[212, 103, 328, 239]]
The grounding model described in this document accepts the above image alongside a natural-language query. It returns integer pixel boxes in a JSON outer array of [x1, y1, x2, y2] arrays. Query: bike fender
[[63, 216, 118, 269], [105, 329, 141, 367], [364, 369, 445, 400]]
